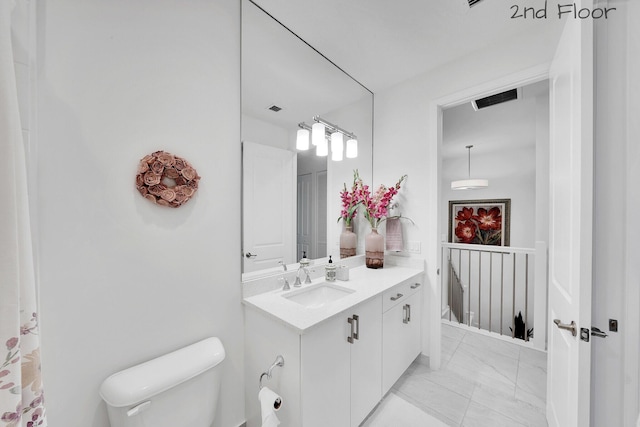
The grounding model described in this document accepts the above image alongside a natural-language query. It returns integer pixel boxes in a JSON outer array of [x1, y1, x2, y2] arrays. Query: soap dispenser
[[325, 255, 336, 282], [300, 251, 310, 268]]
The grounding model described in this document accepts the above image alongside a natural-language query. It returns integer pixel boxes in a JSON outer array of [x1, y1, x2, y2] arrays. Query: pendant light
[[296, 128, 310, 150], [451, 145, 488, 190], [312, 122, 325, 146], [316, 137, 328, 156], [346, 138, 358, 158], [331, 132, 344, 161]]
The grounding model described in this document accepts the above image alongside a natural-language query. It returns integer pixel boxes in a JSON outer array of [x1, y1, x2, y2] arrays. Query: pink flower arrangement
[[353, 170, 407, 229], [338, 174, 360, 227]]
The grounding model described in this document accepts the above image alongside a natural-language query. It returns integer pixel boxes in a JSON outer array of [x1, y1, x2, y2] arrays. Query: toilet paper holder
[[259, 355, 284, 390]]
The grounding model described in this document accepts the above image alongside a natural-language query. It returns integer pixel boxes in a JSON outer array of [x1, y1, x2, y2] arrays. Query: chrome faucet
[[294, 266, 312, 287], [279, 261, 290, 291]]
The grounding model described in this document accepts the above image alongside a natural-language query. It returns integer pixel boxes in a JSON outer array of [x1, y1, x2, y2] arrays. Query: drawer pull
[[410, 283, 421, 289], [390, 293, 404, 301]]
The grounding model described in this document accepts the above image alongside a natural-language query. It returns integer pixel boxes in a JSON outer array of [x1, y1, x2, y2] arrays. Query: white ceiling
[[251, 0, 565, 92], [442, 79, 549, 160]]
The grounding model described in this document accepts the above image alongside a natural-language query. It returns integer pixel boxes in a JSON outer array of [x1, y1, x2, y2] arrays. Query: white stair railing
[[441, 241, 548, 350]]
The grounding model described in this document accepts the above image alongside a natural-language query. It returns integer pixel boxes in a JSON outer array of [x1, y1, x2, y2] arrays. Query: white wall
[[592, 2, 639, 426], [375, 6, 638, 426], [373, 28, 559, 363], [36, 1, 244, 426], [441, 94, 543, 249]]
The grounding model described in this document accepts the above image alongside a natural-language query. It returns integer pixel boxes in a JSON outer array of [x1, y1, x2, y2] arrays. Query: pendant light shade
[[331, 132, 344, 161], [451, 178, 489, 190], [316, 137, 328, 156], [312, 122, 325, 146], [346, 138, 358, 158], [451, 145, 488, 190], [296, 128, 310, 150]]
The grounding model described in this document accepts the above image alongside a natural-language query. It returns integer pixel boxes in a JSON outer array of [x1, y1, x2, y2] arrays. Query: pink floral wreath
[[135, 150, 200, 208]]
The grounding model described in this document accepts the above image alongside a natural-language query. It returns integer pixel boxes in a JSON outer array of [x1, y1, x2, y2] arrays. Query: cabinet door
[[382, 301, 407, 394], [382, 290, 423, 394], [403, 291, 422, 367], [350, 296, 382, 427], [301, 313, 350, 427]]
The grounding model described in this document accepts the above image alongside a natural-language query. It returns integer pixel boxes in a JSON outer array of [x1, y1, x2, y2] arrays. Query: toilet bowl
[[100, 337, 225, 427]]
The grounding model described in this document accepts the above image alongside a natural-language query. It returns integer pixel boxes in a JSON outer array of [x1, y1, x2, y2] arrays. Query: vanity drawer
[[382, 280, 422, 312]]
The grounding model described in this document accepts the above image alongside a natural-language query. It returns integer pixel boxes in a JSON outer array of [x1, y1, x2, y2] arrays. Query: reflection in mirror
[[241, 0, 373, 277]]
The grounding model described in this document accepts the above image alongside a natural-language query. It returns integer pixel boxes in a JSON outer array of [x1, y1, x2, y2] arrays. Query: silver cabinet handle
[[410, 283, 421, 289], [553, 319, 577, 337], [353, 314, 359, 340], [347, 317, 355, 344], [245, 252, 257, 258], [390, 293, 403, 301], [402, 304, 411, 324]]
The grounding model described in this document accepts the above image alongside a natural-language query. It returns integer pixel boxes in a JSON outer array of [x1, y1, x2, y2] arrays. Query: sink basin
[[283, 283, 355, 309]]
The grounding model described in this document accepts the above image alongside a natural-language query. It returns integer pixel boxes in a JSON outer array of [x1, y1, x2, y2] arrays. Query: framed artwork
[[448, 199, 511, 246]]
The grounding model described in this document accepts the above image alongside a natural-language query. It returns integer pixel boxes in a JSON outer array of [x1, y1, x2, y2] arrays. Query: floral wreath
[[135, 150, 200, 208]]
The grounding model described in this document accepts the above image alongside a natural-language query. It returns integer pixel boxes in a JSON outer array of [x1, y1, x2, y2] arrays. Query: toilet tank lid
[[99, 337, 225, 407]]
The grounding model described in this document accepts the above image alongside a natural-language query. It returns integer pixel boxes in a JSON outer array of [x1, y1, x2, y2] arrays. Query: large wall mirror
[[241, 0, 373, 277]]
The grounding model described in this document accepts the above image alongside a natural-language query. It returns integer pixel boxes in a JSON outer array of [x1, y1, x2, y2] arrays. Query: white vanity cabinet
[[382, 281, 423, 394], [243, 262, 425, 427], [301, 295, 382, 427]]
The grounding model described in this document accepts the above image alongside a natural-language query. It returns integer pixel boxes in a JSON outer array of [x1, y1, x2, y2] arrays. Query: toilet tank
[[100, 337, 225, 427]]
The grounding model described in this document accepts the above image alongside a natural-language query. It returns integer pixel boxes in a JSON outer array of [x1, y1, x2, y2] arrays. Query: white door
[[242, 142, 296, 273], [546, 2, 594, 426]]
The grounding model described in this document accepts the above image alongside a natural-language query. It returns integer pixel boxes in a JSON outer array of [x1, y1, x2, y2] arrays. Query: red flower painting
[[449, 200, 510, 246]]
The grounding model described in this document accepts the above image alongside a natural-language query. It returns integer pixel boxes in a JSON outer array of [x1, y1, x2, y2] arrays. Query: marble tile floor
[[363, 323, 548, 427]]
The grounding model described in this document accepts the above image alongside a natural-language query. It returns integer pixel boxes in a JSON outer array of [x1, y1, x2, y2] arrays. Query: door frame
[[426, 64, 550, 370]]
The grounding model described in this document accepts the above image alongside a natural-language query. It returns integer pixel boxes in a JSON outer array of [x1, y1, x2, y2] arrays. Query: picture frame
[[448, 199, 511, 246]]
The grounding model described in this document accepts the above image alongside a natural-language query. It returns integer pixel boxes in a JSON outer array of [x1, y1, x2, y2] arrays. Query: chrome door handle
[[390, 293, 403, 301], [553, 319, 577, 337], [591, 327, 608, 338], [245, 252, 257, 259], [410, 283, 421, 289]]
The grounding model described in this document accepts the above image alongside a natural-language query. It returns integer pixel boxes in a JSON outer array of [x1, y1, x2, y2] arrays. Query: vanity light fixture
[[331, 132, 344, 161], [298, 116, 358, 161], [296, 127, 310, 150], [451, 145, 489, 190]]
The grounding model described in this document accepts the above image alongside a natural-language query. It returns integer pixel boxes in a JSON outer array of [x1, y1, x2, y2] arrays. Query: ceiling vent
[[267, 105, 282, 112], [472, 88, 521, 111], [468, 0, 483, 7]]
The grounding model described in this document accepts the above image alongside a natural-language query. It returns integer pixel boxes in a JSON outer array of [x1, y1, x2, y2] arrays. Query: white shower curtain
[[0, 1, 47, 426]]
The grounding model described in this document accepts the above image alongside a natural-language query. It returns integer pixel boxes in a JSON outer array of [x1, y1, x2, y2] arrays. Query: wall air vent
[[472, 88, 521, 111], [468, 0, 483, 7], [267, 105, 282, 112]]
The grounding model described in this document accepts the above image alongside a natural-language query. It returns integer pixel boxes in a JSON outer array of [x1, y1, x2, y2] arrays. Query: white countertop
[[243, 264, 424, 334]]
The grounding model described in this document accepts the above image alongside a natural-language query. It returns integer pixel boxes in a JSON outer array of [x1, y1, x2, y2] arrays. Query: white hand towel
[[259, 386, 282, 427]]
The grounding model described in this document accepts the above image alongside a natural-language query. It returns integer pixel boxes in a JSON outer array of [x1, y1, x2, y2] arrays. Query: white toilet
[[99, 337, 225, 427]]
